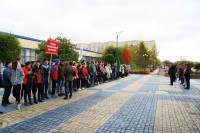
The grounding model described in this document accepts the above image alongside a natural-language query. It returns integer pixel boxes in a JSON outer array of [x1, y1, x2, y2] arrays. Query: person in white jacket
[[11, 61, 25, 110]]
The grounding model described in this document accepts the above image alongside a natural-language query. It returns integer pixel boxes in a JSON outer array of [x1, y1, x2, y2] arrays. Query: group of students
[[0, 58, 130, 113], [168, 63, 191, 89]]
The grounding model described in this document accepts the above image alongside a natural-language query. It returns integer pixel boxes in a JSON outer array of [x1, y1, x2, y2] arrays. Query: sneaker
[[34, 101, 38, 104], [24, 102, 29, 106], [1, 103, 7, 106], [0, 111, 3, 114], [29, 101, 33, 105], [69, 95, 72, 99], [63, 97, 68, 100], [17, 104, 21, 110], [45, 96, 50, 99], [82, 87, 85, 90], [38, 99, 43, 102], [78, 88, 81, 91], [6, 102, 12, 104]]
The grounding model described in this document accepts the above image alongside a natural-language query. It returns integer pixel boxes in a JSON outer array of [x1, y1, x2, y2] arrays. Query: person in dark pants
[[2, 61, 13, 106], [184, 64, 191, 89], [64, 62, 75, 100], [57, 60, 65, 96], [32, 61, 43, 103], [168, 63, 176, 85], [22, 61, 34, 106], [73, 62, 78, 91], [11, 61, 25, 110], [179, 65, 184, 84], [81, 63, 88, 89], [50, 60, 58, 97], [41, 58, 50, 100], [77, 64, 82, 91]]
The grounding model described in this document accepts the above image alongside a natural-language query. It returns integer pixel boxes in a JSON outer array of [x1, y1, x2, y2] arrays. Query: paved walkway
[[0, 74, 200, 133]]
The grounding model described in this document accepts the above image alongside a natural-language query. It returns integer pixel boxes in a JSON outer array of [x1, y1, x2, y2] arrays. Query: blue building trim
[[0, 31, 43, 42], [0, 31, 102, 54], [75, 48, 102, 54]]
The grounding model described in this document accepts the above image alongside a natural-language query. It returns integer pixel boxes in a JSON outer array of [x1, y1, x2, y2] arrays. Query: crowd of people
[[168, 63, 191, 89], [0, 58, 130, 113]]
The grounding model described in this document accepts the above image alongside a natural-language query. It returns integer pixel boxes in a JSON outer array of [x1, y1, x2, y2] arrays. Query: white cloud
[[0, 0, 200, 61]]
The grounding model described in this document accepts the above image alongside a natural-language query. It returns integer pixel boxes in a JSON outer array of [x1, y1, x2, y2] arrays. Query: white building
[[76, 40, 156, 52]]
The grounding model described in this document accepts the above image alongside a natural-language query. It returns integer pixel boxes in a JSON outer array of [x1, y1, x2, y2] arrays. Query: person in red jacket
[[22, 61, 34, 105], [73, 62, 78, 92], [81, 63, 88, 89], [50, 60, 58, 97], [32, 61, 43, 103]]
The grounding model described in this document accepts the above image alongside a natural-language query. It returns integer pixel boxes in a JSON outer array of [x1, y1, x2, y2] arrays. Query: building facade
[[76, 40, 156, 52], [0, 33, 102, 72]]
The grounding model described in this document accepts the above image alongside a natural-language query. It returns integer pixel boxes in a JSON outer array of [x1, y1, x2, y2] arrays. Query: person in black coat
[[179, 65, 184, 84], [168, 63, 176, 85], [184, 64, 191, 89]]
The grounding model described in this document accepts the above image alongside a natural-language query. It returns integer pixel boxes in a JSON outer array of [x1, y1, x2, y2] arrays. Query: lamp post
[[143, 54, 148, 69], [116, 31, 123, 47]]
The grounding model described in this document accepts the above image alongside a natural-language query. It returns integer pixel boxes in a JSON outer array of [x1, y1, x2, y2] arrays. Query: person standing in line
[[50, 60, 58, 97], [184, 64, 191, 89], [81, 63, 88, 89], [168, 63, 176, 85], [77, 64, 82, 91], [91, 62, 97, 86], [2, 60, 13, 106], [64, 62, 75, 100], [86, 62, 93, 87], [22, 61, 34, 106], [57, 60, 65, 96], [32, 61, 43, 103], [72, 62, 78, 92], [11, 61, 25, 110], [41, 58, 50, 100], [179, 65, 184, 85]]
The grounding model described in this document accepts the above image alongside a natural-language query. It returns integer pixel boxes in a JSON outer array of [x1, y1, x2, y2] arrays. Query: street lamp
[[116, 31, 123, 47], [143, 54, 148, 69]]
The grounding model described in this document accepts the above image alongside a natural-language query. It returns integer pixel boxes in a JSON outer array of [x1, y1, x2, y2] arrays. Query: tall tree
[[36, 37, 79, 61], [120, 48, 133, 64], [135, 42, 150, 68], [0, 33, 21, 62]]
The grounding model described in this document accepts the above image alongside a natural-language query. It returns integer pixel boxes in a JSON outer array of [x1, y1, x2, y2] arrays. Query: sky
[[0, 0, 200, 62]]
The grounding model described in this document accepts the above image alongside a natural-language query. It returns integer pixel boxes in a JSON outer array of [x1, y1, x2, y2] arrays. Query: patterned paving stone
[[0, 90, 96, 129], [50, 92, 133, 133], [154, 99, 200, 133], [0, 91, 114, 133], [96, 94, 158, 133], [0, 74, 200, 133], [160, 85, 181, 91]]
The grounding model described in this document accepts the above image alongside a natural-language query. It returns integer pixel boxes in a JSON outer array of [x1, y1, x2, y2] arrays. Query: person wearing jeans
[[64, 62, 75, 100], [41, 58, 50, 100], [11, 61, 25, 110], [50, 60, 58, 97], [58, 60, 65, 96]]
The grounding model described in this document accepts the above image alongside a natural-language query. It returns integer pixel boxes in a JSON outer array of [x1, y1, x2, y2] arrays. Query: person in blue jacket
[[2, 60, 13, 106]]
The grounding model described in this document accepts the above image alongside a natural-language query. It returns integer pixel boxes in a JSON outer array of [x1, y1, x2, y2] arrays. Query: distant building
[[76, 40, 156, 52]]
